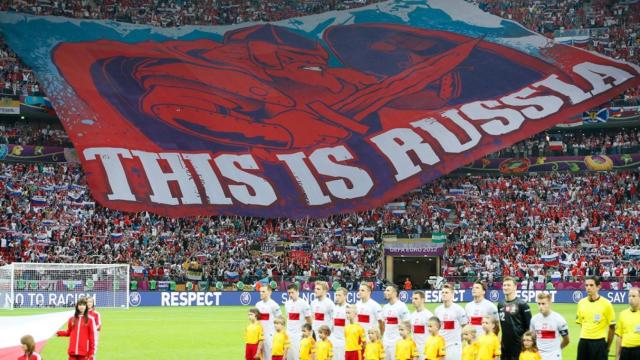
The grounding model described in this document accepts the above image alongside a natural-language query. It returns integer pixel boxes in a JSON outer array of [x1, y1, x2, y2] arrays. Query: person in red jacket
[[17, 334, 42, 360], [57, 298, 96, 360], [86, 297, 102, 360]]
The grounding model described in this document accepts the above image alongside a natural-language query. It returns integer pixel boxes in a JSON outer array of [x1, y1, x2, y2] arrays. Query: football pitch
[[5, 303, 627, 359]]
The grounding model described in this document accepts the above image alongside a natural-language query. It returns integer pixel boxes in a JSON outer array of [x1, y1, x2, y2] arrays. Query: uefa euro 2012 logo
[[129, 292, 141, 307], [240, 292, 252, 306], [572, 291, 584, 303]]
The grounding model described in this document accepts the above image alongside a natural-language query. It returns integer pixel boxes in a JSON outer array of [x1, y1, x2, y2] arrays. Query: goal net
[[0, 263, 129, 310]]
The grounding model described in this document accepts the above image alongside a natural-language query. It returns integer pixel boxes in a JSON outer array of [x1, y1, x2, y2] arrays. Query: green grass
[[5, 303, 627, 359]]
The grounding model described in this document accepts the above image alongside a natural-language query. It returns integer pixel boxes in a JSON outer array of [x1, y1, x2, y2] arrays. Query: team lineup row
[[246, 277, 640, 360]]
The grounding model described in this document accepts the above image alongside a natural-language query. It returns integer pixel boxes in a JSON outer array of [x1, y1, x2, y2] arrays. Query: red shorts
[[272, 356, 283, 360], [345, 350, 361, 360], [245, 344, 259, 360], [68, 356, 90, 360]]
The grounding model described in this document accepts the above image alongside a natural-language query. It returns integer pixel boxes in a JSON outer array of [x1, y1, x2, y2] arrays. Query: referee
[[576, 276, 616, 360], [615, 287, 640, 360]]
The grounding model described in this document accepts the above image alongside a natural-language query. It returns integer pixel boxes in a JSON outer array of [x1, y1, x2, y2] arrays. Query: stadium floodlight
[[0, 263, 129, 310]]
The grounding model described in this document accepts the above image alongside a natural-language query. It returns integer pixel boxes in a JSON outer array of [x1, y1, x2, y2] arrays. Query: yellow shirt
[[476, 333, 501, 360], [461, 342, 479, 360], [345, 323, 366, 351], [519, 350, 542, 360], [576, 296, 616, 339], [315, 339, 333, 360], [364, 340, 385, 360], [271, 331, 290, 356], [615, 307, 640, 347], [423, 335, 446, 360], [300, 337, 316, 360], [395, 338, 418, 360], [245, 322, 263, 345]]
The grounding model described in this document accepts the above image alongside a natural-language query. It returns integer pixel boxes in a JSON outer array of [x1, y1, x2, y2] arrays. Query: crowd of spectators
[[440, 171, 640, 287], [0, 122, 71, 147], [2, 0, 382, 26], [494, 127, 640, 158], [0, 161, 385, 287], [0, 159, 639, 288], [0, 39, 41, 97]]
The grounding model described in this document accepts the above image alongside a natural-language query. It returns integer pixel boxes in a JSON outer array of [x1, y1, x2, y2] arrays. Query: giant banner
[[1, 0, 638, 218]]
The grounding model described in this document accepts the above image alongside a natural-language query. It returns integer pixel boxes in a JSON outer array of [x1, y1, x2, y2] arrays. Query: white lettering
[[277, 152, 331, 205], [573, 62, 634, 96], [460, 100, 525, 135], [309, 146, 373, 200], [161, 292, 170, 306], [83, 148, 136, 201], [182, 153, 232, 205], [131, 151, 201, 205], [533, 74, 590, 104], [214, 154, 277, 206], [411, 112, 481, 153], [369, 128, 440, 181], [500, 87, 563, 119]]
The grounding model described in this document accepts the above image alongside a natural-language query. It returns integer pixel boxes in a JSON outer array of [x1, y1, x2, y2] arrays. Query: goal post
[[0, 263, 129, 310], [0, 264, 13, 310]]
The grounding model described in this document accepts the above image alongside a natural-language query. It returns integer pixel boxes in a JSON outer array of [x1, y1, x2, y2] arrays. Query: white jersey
[[465, 299, 499, 333], [409, 308, 434, 358], [311, 296, 335, 334], [355, 298, 383, 332], [381, 300, 410, 342], [285, 297, 311, 336], [332, 303, 347, 360], [256, 298, 282, 335], [530, 311, 569, 359], [435, 303, 468, 347], [331, 303, 347, 342]]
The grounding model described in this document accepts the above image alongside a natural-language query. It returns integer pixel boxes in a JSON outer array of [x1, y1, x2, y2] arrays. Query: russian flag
[[70, 184, 86, 191], [224, 271, 240, 281], [0, 311, 72, 358], [54, 184, 68, 192], [30, 196, 47, 207], [110, 232, 124, 241], [541, 253, 559, 266], [36, 233, 50, 243], [68, 192, 83, 202], [40, 185, 54, 192], [6, 183, 22, 197], [363, 236, 375, 245], [548, 140, 564, 151], [385, 201, 407, 215], [434, 206, 452, 214]]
